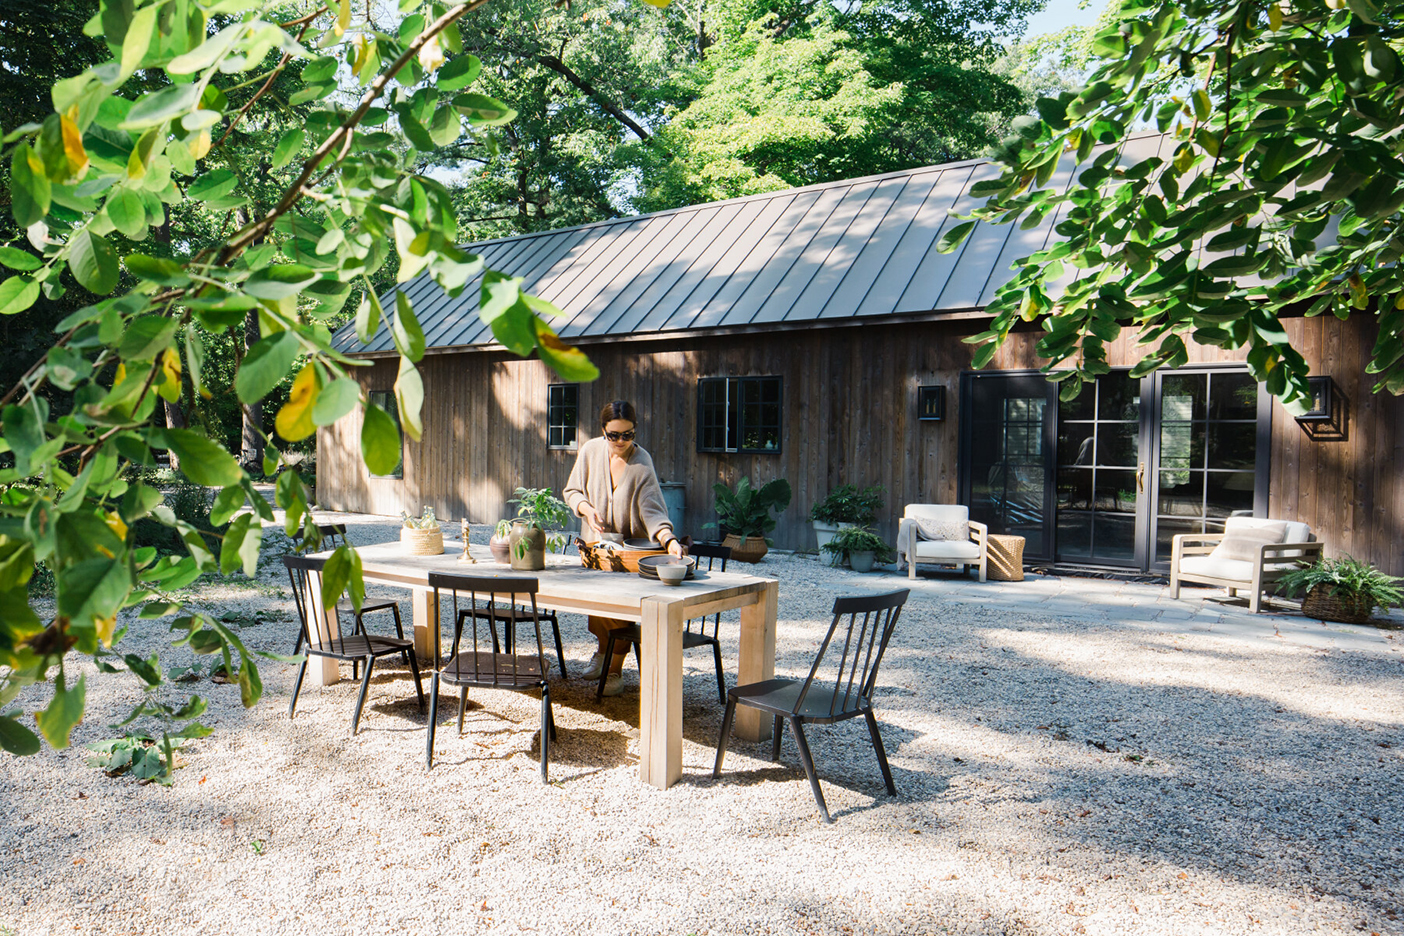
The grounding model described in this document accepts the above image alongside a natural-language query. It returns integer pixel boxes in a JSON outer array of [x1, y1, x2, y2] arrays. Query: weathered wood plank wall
[[318, 315, 1404, 574]]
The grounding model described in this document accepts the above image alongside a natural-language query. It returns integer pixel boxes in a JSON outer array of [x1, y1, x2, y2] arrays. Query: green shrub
[[820, 526, 897, 564], [809, 484, 885, 525]]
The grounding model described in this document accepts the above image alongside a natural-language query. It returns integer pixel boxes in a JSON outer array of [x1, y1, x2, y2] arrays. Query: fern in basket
[[1278, 556, 1404, 619]]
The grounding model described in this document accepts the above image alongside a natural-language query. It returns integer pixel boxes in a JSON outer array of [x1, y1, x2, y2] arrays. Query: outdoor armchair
[[898, 504, 987, 582], [1169, 516, 1322, 614]]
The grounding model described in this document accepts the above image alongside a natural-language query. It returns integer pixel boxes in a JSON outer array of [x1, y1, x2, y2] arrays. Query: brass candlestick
[[458, 518, 476, 563]]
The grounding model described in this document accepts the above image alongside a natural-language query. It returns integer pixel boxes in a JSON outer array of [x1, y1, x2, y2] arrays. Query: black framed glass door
[[960, 367, 1269, 571]]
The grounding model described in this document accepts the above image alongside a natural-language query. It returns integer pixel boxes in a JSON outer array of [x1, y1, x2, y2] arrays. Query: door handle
[[1136, 462, 1146, 493]]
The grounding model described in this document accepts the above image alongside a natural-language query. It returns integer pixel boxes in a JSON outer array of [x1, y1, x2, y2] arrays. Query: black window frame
[[696, 376, 783, 454], [366, 390, 404, 480], [547, 383, 580, 450]]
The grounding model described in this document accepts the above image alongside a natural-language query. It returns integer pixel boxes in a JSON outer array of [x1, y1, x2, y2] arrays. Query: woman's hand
[[578, 503, 602, 532], [667, 538, 686, 558]]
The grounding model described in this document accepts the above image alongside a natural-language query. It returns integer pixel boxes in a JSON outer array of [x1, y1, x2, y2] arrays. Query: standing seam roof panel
[[854, 165, 973, 317], [789, 174, 912, 321]]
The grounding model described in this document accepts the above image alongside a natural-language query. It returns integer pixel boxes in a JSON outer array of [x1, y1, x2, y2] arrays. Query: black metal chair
[[291, 524, 407, 666], [284, 554, 424, 734], [595, 543, 733, 703], [464, 603, 569, 680], [713, 588, 910, 823], [425, 573, 556, 781]]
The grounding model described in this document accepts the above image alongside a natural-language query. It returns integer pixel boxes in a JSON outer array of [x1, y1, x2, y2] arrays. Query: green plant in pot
[[809, 484, 885, 552], [821, 526, 897, 573], [1278, 556, 1403, 625], [705, 477, 792, 563], [507, 487, 571, 571], [489, 519, 514, 564]]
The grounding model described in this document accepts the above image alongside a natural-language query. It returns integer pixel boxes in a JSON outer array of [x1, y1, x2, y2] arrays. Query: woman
[[564, 400, 686, 696]]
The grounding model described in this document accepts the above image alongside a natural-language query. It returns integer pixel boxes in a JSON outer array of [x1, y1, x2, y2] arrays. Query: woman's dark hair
[[599, 399, 637, 427]]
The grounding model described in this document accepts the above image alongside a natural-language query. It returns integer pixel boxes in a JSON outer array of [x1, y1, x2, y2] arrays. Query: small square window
[[697, 376, 782, 454], [366, 390, 403, 479], [548, 384, 579, 449]]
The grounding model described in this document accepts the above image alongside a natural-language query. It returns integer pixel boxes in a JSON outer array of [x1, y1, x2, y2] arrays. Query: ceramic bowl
[[656, 562, 689, 585]]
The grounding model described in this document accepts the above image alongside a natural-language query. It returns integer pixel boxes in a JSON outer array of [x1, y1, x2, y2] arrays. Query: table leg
[[411, 588, 440, 662], [305, 573, 342, 688], [735, 580, 778, 742], [638, 596, 685, 789]]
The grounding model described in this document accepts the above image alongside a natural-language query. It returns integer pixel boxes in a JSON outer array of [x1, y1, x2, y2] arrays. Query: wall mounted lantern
[[917, 385, 946, 421], [1296, 376, 1334, 422]]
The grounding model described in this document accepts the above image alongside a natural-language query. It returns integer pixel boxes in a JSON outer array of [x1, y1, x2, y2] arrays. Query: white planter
[[813, 520, 859, 553], [848, 550, 876, 573]]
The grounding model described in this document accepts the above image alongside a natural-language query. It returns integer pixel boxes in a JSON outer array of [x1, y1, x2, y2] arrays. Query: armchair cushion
[[911, 539, 983, 561], [903, 504, 970, 542], [1209, 520, 1287, 563]]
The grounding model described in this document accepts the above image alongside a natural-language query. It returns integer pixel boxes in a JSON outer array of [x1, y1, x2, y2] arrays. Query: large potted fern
[[1278, 556, 1403, 625], [705, 477, 792, 563]]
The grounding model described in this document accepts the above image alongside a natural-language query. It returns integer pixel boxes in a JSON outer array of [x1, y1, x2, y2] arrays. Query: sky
[[1023, 0, 1111, 38]]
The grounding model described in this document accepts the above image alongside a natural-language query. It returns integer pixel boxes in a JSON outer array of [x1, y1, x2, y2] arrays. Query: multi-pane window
[[366, 390, 403, 479], [697, 376, 782, 454], [548, 384, 579, 450]]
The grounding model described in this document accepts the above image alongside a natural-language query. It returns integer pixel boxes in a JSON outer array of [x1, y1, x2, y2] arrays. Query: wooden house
[[318, 135, 1404, 576]]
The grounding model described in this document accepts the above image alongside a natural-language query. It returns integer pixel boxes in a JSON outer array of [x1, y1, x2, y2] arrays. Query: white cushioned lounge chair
[[898, 504, 988, 582], [1169, 516, 1322, 613]]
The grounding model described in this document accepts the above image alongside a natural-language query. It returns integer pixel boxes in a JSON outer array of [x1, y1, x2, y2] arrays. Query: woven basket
[[986, 534, 1026, 582], [578, 541, 666, 573], [1300, 584, 1373, 624], [400, 526, 444, 556], [722, 533, 768, 564]]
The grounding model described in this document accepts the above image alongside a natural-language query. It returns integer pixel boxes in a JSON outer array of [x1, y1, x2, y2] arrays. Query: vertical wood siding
[[318, 315, 1404, 574]]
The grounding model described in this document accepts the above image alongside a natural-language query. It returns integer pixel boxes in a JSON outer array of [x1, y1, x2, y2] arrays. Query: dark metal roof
[[334, 134, 1172, 355]]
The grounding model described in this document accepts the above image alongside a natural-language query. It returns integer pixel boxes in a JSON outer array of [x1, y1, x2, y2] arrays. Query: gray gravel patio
[[2, 510, 1401, 935]]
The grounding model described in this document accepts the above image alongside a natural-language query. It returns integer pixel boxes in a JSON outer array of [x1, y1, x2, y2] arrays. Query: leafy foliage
[[1278, 555, 1404, 615], [944, 0, 1404, 408], [820, 525, 897, 564], [706, 476, 791, 545], [0, 0, 609, 770], [507, 486, 570, 554], [808, 483, 884, 525]]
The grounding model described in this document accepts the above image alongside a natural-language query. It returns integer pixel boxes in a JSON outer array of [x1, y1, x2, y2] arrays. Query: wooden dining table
[[305, 541, 778, 789]]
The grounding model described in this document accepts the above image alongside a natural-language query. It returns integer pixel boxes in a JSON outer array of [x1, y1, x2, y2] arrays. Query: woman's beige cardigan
[[563, 436, 677, 545]]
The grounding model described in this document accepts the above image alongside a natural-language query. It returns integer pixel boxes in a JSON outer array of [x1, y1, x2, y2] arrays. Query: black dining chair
[[464, 603, 569, 681], [425, 573, 556, 782], [595, 543, 733, 703], [284, 554, 424, 734], [713, 588, 910, 823], [291, 524, 407, 668]]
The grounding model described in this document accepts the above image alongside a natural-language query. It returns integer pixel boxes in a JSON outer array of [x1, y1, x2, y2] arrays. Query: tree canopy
[[945, 0, 1404, 408]]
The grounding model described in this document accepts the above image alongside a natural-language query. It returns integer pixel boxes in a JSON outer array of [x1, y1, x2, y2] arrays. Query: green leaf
[[0, 276, 40, 316], [164, 428, 243, 487], [0, 246, 42, 271], [125, 254, 188, 285], [452, 92, 517, 126], [219, 512, 261, 577], [394, 357, 424, 442], [244, 264, 317, 299], [321, 545, 355, 612], [532, 315, 599, 382], [234, 331, 299, 404], [271, 127, 305, 169], [168, 21, 244, 74], [118, 315, 180, 361], [312, 377, 360, 426], [119, 3, 157, 81], [107, 187, 147, 239], [138, 601, 180, 619], [34, 676, 86, 749], [936, 220, 976, 254], [356, 291, 381, 343], [11, 145, 52, 227], [361, 403, 402, 476], [3, 402, 47, 474], [0, 715, 42, 755], [209, 483, 246, 526], [69, 229, 120, 295], [57, 557, 129, 625], [429, 105, 461, 146], [187, 168, 238, 202], [437, 54, 482, 91], [392, 291, 426, 362], [121, 84, 202, 130]]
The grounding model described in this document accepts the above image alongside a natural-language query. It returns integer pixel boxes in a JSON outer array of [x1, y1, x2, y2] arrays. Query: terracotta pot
[[488, 533, 512, 564], [722, 533, 768, 563], [509, 520, 546, 571]]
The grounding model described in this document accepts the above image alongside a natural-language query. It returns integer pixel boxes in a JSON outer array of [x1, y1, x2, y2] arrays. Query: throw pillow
[[916, 517, 969, 542], [1208, 521, 1288, 563]]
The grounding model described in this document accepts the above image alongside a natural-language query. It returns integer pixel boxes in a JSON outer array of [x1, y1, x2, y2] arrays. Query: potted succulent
[[489, 519, 513, 563], [506, 487, 571, 571], [704, 477, 792, 563], [821, 526, 897, 573], [1278, 556, 1403, 625], [400, 506, 443, 555], [809, 484, 885, 552]]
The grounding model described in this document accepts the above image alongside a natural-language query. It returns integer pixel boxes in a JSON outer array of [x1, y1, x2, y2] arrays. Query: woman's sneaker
[[581, 652, 606, 680], [602, 673, 625, 697]]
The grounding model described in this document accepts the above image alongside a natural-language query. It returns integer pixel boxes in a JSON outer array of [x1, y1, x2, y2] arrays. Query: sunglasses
[[604, 429, 636, 443]]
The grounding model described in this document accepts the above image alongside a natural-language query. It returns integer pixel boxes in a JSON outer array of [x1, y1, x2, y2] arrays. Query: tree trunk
[[240, 306, 264, 472], [163, 399, 186, 472]]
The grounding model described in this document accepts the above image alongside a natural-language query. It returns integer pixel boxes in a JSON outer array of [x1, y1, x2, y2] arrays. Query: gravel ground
[[2, 511, 1402, 936]]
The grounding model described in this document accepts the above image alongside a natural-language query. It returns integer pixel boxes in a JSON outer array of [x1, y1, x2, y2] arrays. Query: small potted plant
[[400, 505, 443, 555], [704, 476, 792, 563], [809, 484, 885, 551], [821, 526, 897, 573], [506, 487, 571, 571], [1278, 555, 1403, 625], [489, 519, 513, 563]]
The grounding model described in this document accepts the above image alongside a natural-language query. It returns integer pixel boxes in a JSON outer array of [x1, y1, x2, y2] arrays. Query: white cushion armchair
[[1169, 516, 1322, 613], [898, 505, 988, 582]]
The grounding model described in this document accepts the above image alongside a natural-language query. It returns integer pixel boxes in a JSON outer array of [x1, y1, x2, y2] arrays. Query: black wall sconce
[[1296, 376, 1334, 422], [917, 385, 946, 421]]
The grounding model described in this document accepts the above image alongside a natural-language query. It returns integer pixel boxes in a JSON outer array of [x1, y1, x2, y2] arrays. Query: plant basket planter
[[848, 550, 876, 573], [578, 542, 666, 573], [722, 533, 768, 564], [400, 526, 444, 556], [1300, 584, 1373, 625]]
